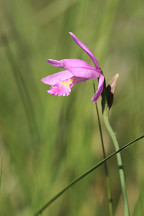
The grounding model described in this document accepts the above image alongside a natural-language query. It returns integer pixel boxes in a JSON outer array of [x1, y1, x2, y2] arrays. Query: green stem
[[102, 82, 130, 216], [33, 135, 144, 216], [93, 83, 113, 216]]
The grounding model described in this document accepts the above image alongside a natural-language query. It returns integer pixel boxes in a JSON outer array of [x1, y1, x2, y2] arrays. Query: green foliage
[[0, 0, 144, 215]]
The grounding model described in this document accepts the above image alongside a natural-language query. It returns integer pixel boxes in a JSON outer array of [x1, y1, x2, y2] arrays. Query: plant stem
[[102, 82, 130, 216], [93, 83, 113, 216]]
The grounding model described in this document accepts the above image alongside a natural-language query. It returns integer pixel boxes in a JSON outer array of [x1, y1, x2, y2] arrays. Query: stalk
[[93, 83, 113, 216], [102, 81, 130, 216]]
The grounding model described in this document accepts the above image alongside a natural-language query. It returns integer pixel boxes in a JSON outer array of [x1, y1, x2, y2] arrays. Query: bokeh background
[[0, 0, 144, 215]]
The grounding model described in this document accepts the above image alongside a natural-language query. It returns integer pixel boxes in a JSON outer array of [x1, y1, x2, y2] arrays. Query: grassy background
[[0, 0, 144, 215]]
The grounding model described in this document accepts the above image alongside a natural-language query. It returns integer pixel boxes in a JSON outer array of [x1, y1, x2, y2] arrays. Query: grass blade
[[34, 135, 144, 216]]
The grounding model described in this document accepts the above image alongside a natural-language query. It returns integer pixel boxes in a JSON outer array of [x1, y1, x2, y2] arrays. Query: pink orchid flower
[[41, 32, 104, 102]]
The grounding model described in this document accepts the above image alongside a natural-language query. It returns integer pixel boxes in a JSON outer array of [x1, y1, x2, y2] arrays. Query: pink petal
[[41, 70, 73, 85], [61, 59, 100, 78], [47, 59, 63, 68], [47, 59, 95, 69], [69, 32, 100, 69], [47, 59, 100, 79], [72, 77, 88, 85], [48, 83, 71, 96], [91, 74, 104, 102], [67, 67, 99, 79], [62, 59, 95, 69]]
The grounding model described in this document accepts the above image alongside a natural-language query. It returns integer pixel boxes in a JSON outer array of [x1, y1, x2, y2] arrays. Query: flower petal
[[91, 74, 104, 102], [72, 77, 88, 85], [41, 70, 73, 85], [62, 59, 95, 69], [48, 83, 71, 96], [47, 59, 63, 68], [47, 59, 95, 69], [47, 59, 100, 79], [68, 67, 99, 79], [61, 59, 100, 78], [69, 32, 100, 69]]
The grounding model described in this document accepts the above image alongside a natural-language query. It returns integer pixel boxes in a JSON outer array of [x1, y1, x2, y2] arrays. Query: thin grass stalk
[[93, 83, 113, 216], [33, 135, 144, 216], [103, 109, 130, 215], [102, 83, 130, 216]]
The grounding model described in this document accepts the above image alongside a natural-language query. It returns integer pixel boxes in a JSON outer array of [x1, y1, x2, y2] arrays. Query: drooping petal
[[91, 74, 105, 102], [69, 32, 100, 69], [41, 70, 73, 85]]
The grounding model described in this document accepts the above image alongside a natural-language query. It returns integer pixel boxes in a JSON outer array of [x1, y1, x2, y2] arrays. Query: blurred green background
[[0, 0, 144, 215]]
